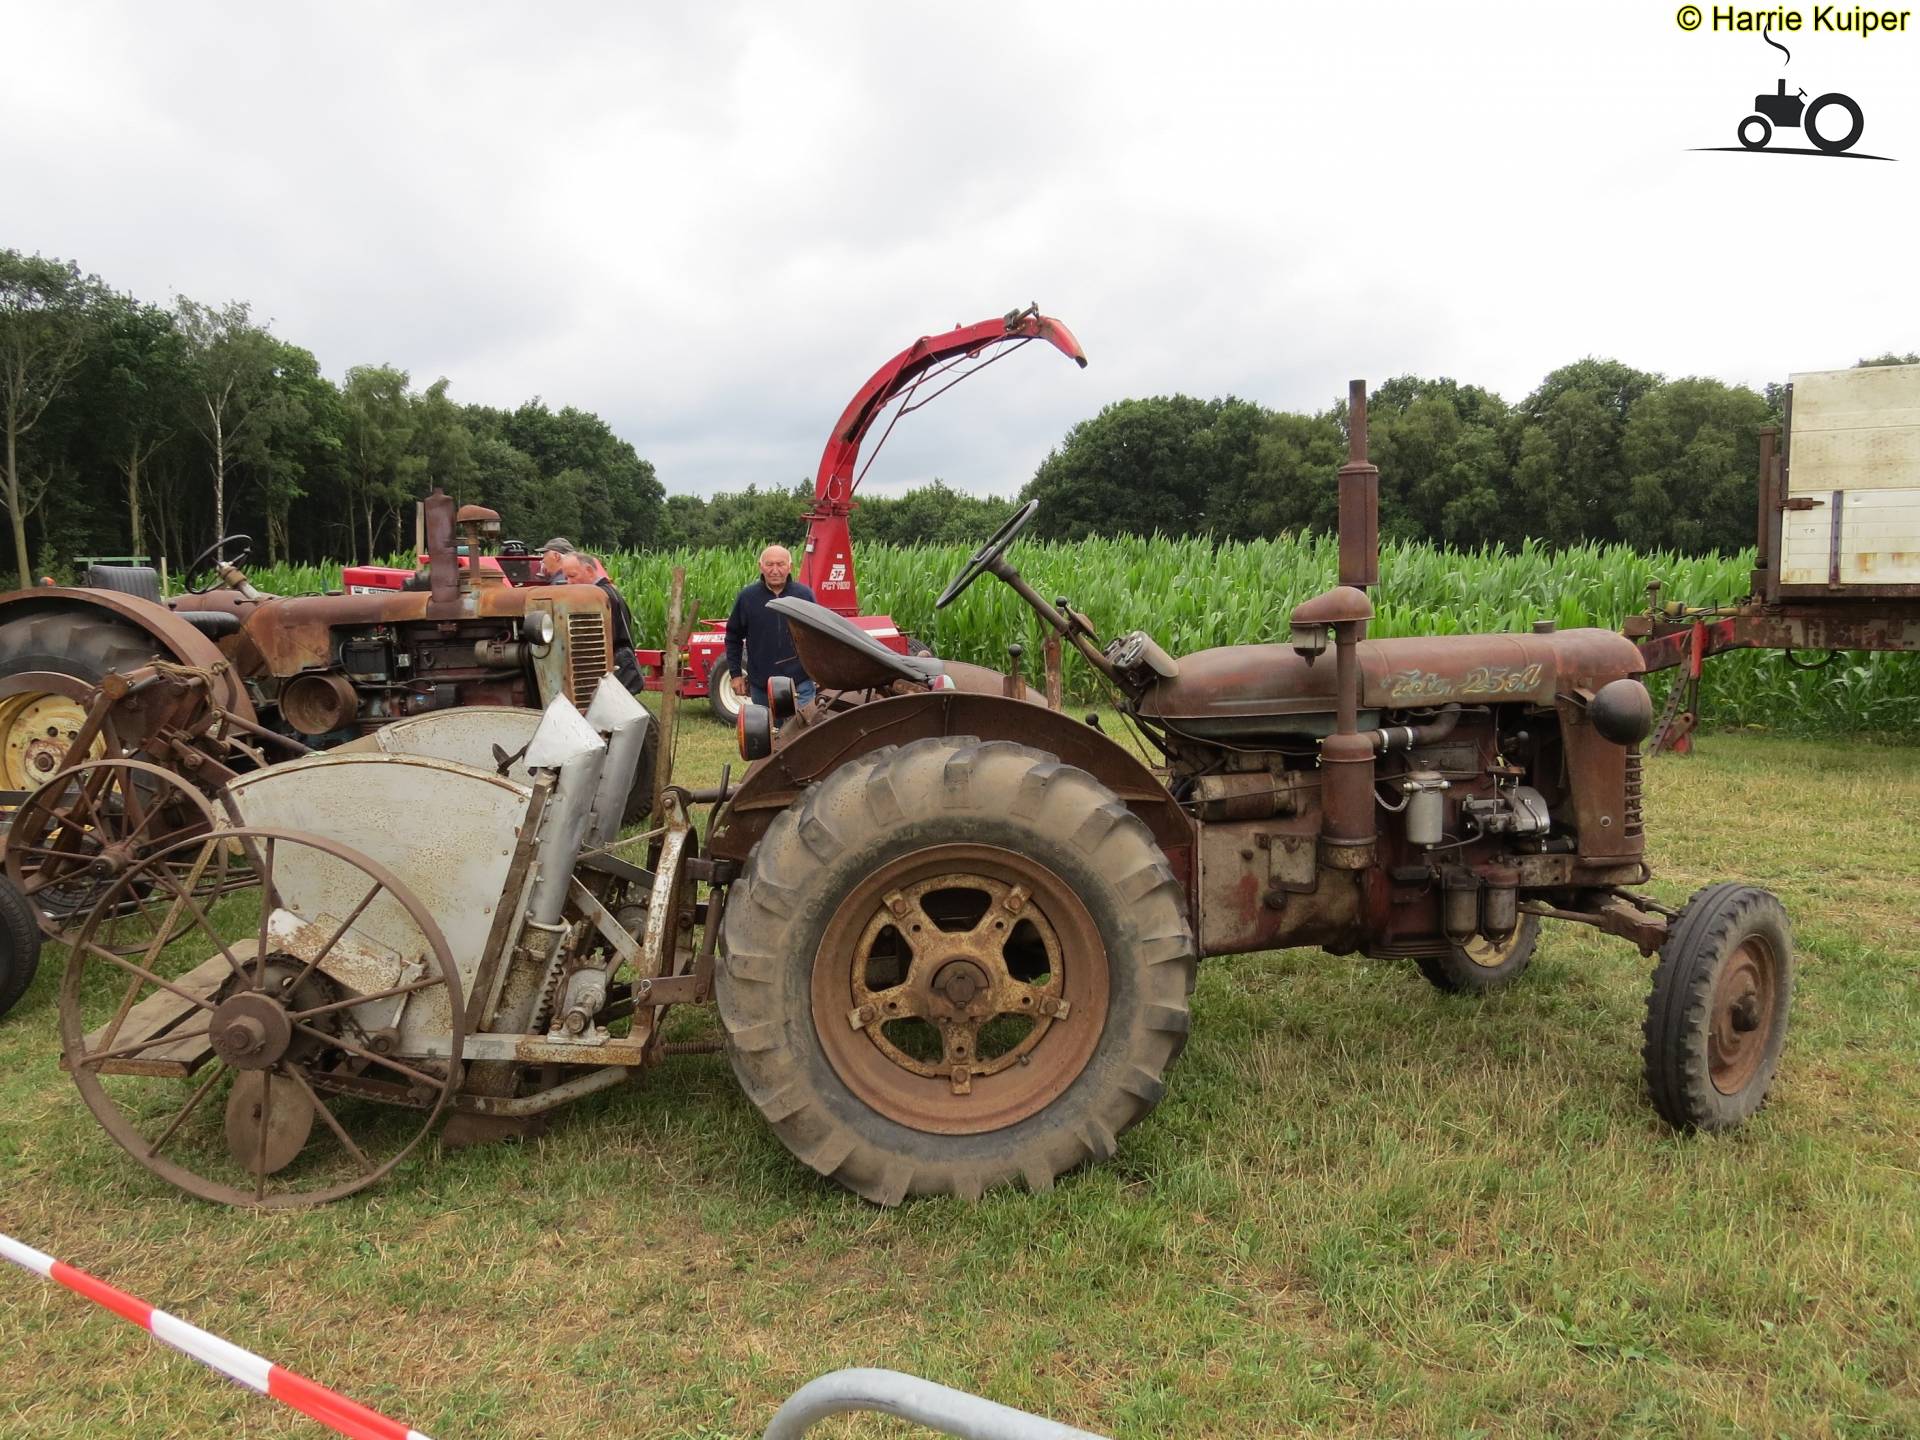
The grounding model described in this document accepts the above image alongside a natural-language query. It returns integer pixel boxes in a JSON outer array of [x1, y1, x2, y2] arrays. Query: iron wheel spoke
[[151, 871, 252, 986], [80, 941, 223, 1015], [286, 1065, 375, 1176], [290, 1022, 444, 1091], [144, 1063, 227, 1161], [282, 882, 383, 994], [290, 978, 442, 1024]]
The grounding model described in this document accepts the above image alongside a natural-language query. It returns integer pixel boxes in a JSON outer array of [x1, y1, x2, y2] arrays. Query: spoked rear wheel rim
[[812, 843, 1109, 1135]]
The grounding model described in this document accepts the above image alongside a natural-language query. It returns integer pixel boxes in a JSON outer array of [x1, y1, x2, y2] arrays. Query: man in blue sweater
[[724, 544, 818, 710]]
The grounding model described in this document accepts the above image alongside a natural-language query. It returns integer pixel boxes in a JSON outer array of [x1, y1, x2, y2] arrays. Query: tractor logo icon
[[1738, 79, 1863, 154]]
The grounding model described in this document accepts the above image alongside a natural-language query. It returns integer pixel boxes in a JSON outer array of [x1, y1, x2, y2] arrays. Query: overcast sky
[[8, 2, 1914, 499]]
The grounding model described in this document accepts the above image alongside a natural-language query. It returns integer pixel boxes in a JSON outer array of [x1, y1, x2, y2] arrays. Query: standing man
[[724, 544, 817, 710], [563, 551, 645, 693], [538, 537, 575, 583]]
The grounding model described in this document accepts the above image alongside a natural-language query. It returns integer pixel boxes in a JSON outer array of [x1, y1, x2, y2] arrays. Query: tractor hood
[[1139, 628, 1644, 736]]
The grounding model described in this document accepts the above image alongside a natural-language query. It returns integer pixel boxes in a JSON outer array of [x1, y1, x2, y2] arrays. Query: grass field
[[2, 716, 1917, 1438]]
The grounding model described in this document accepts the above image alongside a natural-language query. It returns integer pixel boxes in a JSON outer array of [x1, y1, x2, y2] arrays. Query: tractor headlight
[[738, 702, 773, 762], [522, 609, 555, 648]]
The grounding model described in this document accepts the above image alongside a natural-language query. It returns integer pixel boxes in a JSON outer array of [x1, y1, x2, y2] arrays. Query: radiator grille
[[1623, 746, 1644, 838], [566, 611, 610, 702]]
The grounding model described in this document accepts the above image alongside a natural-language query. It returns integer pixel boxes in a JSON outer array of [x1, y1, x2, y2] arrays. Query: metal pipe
[[761, 1368, 1111, 1440], [454, 1065, 631, 1117]]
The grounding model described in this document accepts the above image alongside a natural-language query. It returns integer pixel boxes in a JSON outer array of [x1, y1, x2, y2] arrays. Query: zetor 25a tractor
[[706, 380, 1794, 1202]]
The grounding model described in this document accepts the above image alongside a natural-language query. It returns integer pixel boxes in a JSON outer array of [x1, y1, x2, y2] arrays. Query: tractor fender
[[707, 689, 1194, 884], [0, 587, 255, 722]]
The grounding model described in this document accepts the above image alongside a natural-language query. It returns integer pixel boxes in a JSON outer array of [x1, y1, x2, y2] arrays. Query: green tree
[[1621, 377, 1769, 553], [1507, 358, 1661, 547], [339, 365, 416, 561], [176, 297, 279, 555], [0, 251, 103, 584], [856, 481, 1015, 545], [1207, 408, 1347, 540], [1367, 376, 1512, 547], [1024, 395, 1267, 540]]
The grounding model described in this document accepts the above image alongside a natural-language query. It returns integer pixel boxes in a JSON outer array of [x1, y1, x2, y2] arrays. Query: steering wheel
[[183, 534, 253, 594], [936, 501, 1040, 610]]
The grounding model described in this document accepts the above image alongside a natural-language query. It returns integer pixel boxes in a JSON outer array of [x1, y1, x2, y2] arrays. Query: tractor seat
[[769, 596, 944, 692], [86, 564, 163, 604]]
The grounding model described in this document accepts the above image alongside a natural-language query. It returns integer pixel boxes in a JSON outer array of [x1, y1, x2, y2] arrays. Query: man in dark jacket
[[564, 552, 646, 693], [724, 544, 817, 709]]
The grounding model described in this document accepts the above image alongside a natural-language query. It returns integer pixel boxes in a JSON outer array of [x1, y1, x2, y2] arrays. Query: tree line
[[1019, 354, 1917, 555], [1, 250, 663, 586], [5, 247, 1910, 588]]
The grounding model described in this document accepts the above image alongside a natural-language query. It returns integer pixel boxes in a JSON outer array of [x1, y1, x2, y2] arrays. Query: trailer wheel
[[0, 611, 167, 792], [718, 736, 1195, 1204], [0, 875, 42, 1020], [1643, 883, 1792, 1131], [706, 661, 744, 724], [1414, 914, 1540, 994]]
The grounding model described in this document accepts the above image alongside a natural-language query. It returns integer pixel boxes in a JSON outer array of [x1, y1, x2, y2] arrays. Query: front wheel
[[718, 736, 1196, 1203], [1643, 883, 1792, 1131], [1737, 114, 1771, 150], [706, 660, 744, 723]]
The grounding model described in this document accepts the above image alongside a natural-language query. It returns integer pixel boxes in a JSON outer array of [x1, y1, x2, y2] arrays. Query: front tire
[[1643, 883, 1792, 1131], [718, 737, 1196, 1203]]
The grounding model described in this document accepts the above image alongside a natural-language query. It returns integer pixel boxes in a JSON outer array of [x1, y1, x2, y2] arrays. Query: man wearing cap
[[562, 552, 646, 693], [538, 537, 575, 584], [724, 544, 817, 711]]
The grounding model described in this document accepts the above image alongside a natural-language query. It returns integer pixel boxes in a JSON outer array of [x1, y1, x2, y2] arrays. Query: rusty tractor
[[33, 380, 1793, 1208], [0, 491, 620, 805]]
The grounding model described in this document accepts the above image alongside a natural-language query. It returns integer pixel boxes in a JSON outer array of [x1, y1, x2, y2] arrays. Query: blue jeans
[[750, 678, 817, 711]]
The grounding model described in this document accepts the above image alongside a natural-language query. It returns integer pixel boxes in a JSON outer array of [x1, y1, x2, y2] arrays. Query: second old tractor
[[38, 381, 1793, 1208]]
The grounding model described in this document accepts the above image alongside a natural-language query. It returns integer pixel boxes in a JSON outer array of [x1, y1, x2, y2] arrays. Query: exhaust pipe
[[583, 676, 652, 846]]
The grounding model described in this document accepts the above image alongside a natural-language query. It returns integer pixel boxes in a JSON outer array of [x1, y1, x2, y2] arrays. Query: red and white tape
[[1, 1231, 434, 1440]]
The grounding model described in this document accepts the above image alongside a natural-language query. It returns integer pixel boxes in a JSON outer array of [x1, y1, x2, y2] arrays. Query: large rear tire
[[0, 610, 167, 792], [718, 736, 1196, 1203]]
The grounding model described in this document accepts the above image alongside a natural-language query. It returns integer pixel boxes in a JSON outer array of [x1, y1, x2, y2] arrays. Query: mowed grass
[[2, 716, 1917, 1439]]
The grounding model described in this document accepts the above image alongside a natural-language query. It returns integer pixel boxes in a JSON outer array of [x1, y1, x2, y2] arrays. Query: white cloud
[[8, 0, 1914, 498]]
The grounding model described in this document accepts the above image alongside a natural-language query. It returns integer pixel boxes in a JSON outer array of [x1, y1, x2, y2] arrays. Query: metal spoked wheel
[[814, 848, 1104, 1133], [58, 825, 464, 1207], [4, 758, 227, 929]]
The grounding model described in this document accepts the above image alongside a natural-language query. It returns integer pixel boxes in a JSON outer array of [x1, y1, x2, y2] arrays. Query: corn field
[[245, 536, 1920, 737]]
